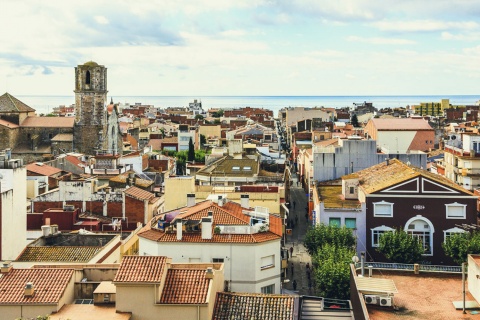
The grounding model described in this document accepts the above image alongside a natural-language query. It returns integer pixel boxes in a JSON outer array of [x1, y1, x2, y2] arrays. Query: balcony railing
[[355, 262, 462, 273]]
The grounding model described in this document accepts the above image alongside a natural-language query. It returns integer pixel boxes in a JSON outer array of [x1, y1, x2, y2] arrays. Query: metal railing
[[355, 262, 462, 273]]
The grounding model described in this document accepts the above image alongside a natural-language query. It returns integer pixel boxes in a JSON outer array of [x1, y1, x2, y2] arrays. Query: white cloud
[[94, 16, 109, 25], [372, 20, 479, 33], [441, 32, 480, 41], [347, 36, 416, 45]]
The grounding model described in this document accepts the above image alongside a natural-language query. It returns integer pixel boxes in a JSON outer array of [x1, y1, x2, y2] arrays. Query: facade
[[114, 256, 224, 320], [138, 197, 283, 293], [444, 132, 480, 190], [364, 118, 435, 153], [345, 158, 477, 264], [0, 151, 27, 261], [311, 138, 427, 182]]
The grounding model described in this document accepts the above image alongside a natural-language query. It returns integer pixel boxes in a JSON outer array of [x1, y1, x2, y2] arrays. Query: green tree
[[376, 229, 424, 263], [188, 137, 195, 161], [312, 244, 355, 300], [212, 109, 224, 117], [351, 114, 359, 127], [304, 224, 356, 256], [200, 134, 206, 148], [443, 231, 480, 265], [194, 149, 206, 163], [195, 114, 204, 120]]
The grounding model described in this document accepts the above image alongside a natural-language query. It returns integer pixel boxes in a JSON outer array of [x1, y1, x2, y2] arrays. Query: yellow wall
[[199, 125, 221, 139], [164, 177, 195, 211]]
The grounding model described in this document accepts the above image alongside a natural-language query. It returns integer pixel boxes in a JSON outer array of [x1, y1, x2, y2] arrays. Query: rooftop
[[0, 92, 36, 113], [114, 256, 167, 283], [0, 268, 73, 304], [212, 292, 295, 320], [159, 268, 211, 304], [21, 116, 75, 128], [26, 162, 62, 176], [369, 118, 433, 131], [318, 185, 360, 209], [50, 304, 131, 320], [364, 271, 473, 320]]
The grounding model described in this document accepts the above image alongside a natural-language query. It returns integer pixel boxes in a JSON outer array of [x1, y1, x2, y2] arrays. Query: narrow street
[[283, 174, 313, 295]]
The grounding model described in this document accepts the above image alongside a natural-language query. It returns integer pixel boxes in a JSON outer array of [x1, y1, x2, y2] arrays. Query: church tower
[[73, 61, 108, 155]]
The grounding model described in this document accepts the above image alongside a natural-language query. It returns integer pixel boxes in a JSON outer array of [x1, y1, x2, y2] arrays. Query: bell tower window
[[86, 71, 91, 85]]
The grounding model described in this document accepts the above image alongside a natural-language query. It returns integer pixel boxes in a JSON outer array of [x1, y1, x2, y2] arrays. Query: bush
[[376, 229, 424, 263]]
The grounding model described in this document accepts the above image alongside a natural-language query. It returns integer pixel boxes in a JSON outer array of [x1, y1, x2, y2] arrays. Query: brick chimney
[[241, 194, 250, 209], [24, 282, 34, 297], [1, 261, 12, 274]]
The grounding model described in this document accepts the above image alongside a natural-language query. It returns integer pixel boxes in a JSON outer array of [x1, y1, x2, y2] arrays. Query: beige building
[[444, 133, 480, 190], [114, 256, 224, 320]]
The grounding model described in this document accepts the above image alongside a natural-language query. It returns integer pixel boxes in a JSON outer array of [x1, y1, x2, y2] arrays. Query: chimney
[[241, 194, 250, 209], [205, 267, 214, 279], [128, 172, 135, 186], [217, 195, 224, 207], [187, 193, 196, 207], [24, 282, 34, 297], [176, 220, 183, 240], [201, 216, 213, 240], [1, 261, 12, 273], [385, 158, 390, 166]]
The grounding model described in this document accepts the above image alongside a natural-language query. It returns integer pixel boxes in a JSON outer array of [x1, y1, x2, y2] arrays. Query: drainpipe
[[360, 251, 365, 277]]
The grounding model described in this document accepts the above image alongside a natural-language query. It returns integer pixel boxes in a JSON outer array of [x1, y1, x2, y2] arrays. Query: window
[[261, 255, 275, 270], [444, 227, 466, 243], [349, 186, 355, 194], [261, 284, 275, 294], [371, 225, 394, 247], [243, 166, 252, 171], [232, 166, 240, 171], [329, 218, 341, 227], [103, 294, 110, 302], [86, 70, 91, 85], [446, 202, 466, 219], [373, 201, 394, 217], [212, 258, 224, 263], [405, 216, 434, 255], [345, 218, 356, 229]]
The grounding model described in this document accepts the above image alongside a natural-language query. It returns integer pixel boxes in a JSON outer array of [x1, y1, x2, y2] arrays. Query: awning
[[356, 276, 398, 295]]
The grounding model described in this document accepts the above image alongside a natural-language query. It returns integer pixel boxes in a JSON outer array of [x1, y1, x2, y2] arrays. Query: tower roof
[[0, 92, 36, 113], [83, 61, 99, 67]]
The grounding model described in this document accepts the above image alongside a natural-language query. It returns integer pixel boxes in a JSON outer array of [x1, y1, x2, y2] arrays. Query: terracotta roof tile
[[26, 163, 62, 176], [353, 158, 474, 195], [0, 268, 74, 304], [114, 256, 167, 283], [65, 155, 86, 168], [51, 133, 73, 142], [16, 246, 102, 262], [212, 292, 295, 320], [0, 118, 19, 128], [125, 186, 154, 201], [370, 118, 433, 131], [21, 116, 74, 128], [159, 269, 210, 304], [0, 93, 36, 113]]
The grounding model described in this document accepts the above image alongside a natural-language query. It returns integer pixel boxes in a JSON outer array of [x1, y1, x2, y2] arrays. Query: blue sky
[[0, 0, 479, 96]]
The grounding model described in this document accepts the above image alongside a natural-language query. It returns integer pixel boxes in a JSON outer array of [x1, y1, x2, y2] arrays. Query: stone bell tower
[[73, 61, 108, 155]]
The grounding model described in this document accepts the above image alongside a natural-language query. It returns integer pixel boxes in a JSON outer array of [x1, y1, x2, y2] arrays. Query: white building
[[138, 195, 282, 294], [0, 150, 27, 260]]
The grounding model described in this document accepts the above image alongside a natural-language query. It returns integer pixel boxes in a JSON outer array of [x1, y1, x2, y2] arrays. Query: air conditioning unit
[[379, 296, 393, 307], [364, 295, 378, 304]]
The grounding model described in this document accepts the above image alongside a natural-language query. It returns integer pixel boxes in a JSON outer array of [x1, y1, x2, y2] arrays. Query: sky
[[1, 0, 480, 96]]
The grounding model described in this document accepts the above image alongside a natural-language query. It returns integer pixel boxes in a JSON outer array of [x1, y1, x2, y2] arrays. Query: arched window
[[86, 71, 91, 85], [404, 215, 434, 256]]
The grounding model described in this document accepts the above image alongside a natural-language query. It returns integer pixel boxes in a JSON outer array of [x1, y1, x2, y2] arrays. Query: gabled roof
[[114, 256, 167, 283], [21, 116, 74, 128], [159, 268, 211, 304], [0, 268, 74, 305], [0, 118, 19, 128], [212, 292, 295, 320], [64, 155, 86, 168], [0, 92, 36, 113], [124, 186, 155, 201], [352, 158, 475, 195], [16, 246, 102, 262], [26, 162, 62, 176]]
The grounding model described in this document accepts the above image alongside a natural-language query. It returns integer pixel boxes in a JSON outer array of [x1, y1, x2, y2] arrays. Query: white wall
[[1, 167, 27, 261], [139, 238, 281, 293], [377, 131, 416, 153]]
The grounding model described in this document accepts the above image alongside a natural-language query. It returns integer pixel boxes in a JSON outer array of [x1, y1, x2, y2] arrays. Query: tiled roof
[[16, 246, 102, 262], [0, 268, 74, 305], [124, 186, 155, 201], [318, 185, 360, 209], [212, 292, 295, 320], [370, 118, 433, 130], [26, 163, 62, 176], [159, 269, 210, 304], [65, 155, 86, 168], [0, 92, 36, 113], [354, 158, 474, 195], [51, 133, 73, 142], [114, 256, 167, 283], [174, 201, 251, 225], [0, 118, 19, 128], [21, 116, 74, 128]]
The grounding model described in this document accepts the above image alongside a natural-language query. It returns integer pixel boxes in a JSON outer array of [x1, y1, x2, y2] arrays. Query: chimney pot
[[176, 220, 183, 240], [205, 267, 214, 279]]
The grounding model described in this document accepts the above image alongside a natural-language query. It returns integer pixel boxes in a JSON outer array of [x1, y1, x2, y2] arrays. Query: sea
[[16, 95, 480, 116]]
